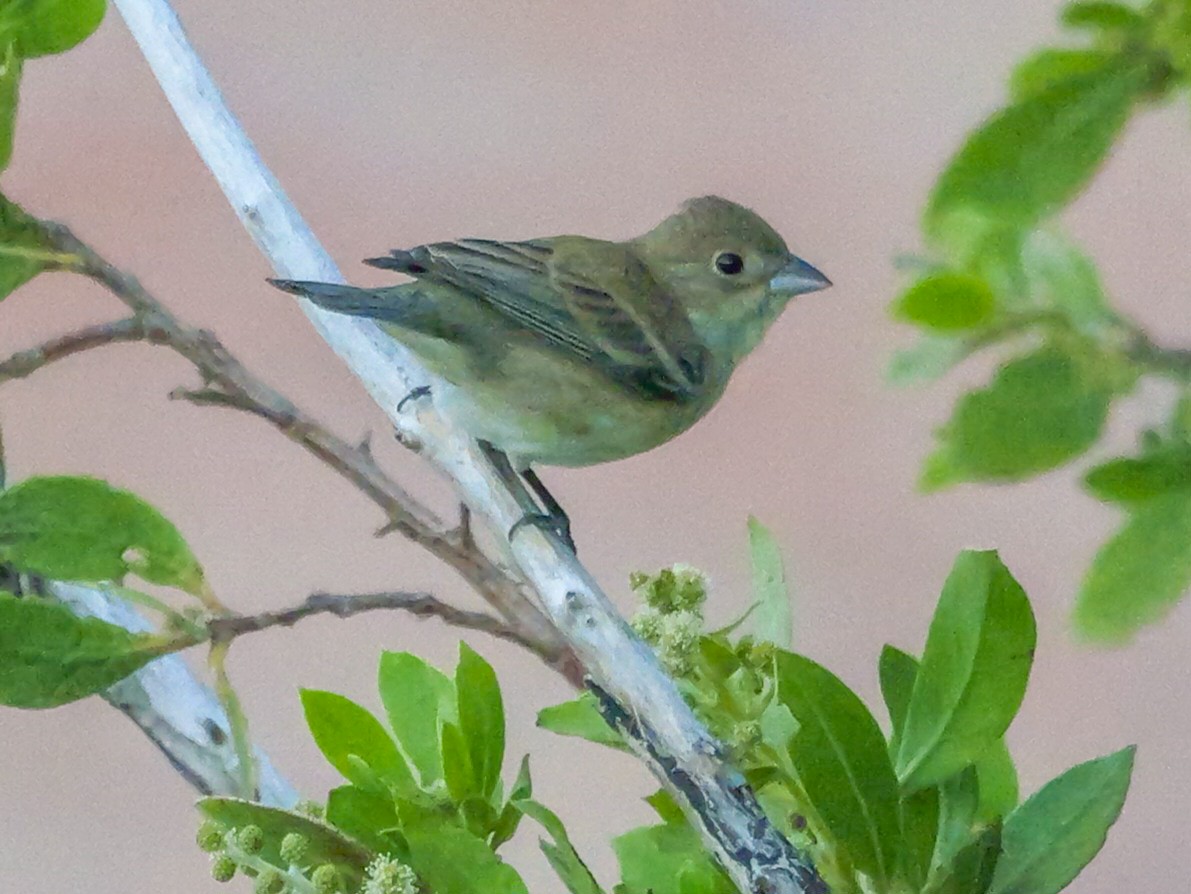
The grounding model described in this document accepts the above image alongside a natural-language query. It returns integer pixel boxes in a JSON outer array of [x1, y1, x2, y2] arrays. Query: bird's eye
[[714, 252, 745, 275]]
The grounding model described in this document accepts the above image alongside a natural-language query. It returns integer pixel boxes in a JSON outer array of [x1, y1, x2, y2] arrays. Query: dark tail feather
[[363, 249, 427, 275], [268, 278, 401, 321]]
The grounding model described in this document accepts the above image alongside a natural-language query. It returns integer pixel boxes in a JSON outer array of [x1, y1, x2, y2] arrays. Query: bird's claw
[[508, 512, 577, 554], [397, 385, 432, 414]]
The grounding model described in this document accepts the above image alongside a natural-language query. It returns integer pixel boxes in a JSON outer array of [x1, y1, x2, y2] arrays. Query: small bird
[[272, 196, 829, 544]]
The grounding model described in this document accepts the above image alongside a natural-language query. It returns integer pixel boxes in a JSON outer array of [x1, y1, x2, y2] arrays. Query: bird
[[271, 195, 830, 548]]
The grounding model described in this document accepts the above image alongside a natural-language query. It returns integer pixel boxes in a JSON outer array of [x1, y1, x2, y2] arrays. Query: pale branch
[[112, 1, 826, 890], [207, 589, 538, 652], [0, 316, 155, 382], [29, 221, 574, 680]]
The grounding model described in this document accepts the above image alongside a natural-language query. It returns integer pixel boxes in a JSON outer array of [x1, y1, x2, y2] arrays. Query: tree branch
[[110, 1, 825, 890], [207, 589, 538, 652], [0, 317, 154, 382]]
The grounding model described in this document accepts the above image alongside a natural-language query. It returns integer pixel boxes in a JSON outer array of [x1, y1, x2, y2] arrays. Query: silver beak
[[769, 255, 832, 295]]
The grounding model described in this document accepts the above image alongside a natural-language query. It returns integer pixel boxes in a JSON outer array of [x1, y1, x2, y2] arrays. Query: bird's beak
[[769, 255, 832, 296]]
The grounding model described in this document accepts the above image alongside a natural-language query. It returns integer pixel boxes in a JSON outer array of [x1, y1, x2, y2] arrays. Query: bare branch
[[0, 317, 153, 382], [208, 589, 538, 652]]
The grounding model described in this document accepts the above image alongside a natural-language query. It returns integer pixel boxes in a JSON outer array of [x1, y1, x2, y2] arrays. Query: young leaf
[[0, 195, 47, 300], [440, 720, 476, 805], [490, 756, 532, 849], [404, 816, 528, 894], [747, 517, 791, 648], [1083, 446, 1191, 504], [925, 58, 1143, 248], [1060, 1, 1144, 32], [989, 747, 1134, 894], [1074, 491, 1191, 642], [299, 689, 415, 792], [325, 785, 404, 855], [929, 767, 981, 884], [922, 346, 1113, 490], [892, 272, 996, 331], [974, 739, 1020, 823], [774, 650, 901, 889], [1019, 229, 1114, 330], [11, 0, 106, 58], [896, 551, 1036, 791], [516, 799, 606, 894], [0, 476, 206, 595], [0, 43, 20, 172], [456, 642, 505, 800], [198, 797, 371, 888], [614, 822, 734, 894], [878, 644, 918, 755], [537, 692, 627, 750], [378, 651, 457, 787], [899, 785, 940, 891], [0, 592, 167, 707], [1009, 49, 1113, 99]]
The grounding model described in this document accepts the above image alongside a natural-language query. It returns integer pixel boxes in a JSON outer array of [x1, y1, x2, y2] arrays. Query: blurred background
[[2, 0, 1188, 890]]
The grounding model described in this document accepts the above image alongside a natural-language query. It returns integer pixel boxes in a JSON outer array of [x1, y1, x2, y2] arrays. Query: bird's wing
[[366, 237, 708, 400]]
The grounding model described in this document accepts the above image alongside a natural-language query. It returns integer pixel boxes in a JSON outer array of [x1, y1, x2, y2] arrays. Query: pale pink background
[[2, 1, 1188, 891]]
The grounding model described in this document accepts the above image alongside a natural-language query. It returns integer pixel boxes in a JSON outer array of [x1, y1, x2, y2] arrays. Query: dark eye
[[714, 252, 744, 275]]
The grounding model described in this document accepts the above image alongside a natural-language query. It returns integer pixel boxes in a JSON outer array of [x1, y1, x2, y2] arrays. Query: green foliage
[[536, 691, 626, 749], [0, 0, 107, 58], [0, 591, 169, 706], [0, 194, 52, 301], [0, 475, 207, 594], [613, 821, 734, 894], [894, 552, 1035, 790], [747, 516, 791, 648], [989, 748, 1135, 894], [514, 800, 605, 894], [921, 345, 1116, 490], [300, 689, 415, 793], [890, 0, 1191, 638]]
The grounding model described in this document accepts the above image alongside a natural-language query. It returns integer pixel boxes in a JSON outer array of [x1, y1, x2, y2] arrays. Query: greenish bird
[[272, 196, 830, 475]]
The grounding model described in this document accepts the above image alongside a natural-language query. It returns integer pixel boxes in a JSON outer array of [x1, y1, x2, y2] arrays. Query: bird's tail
[[268, 278, 401, 320]]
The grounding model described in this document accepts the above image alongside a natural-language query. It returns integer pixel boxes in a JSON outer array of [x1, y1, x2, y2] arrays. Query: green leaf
[[440, 720, 476, 805], [922, 346, 1113, 490], [0, 195, 46, 300], [198, 797, 371, 889], [928, 766, 983, 889], [899, 785, 940, 891], [5, 0, 106, 58], [0, 43, 20, 172], [325, 785, 404, 855], [747, 517, 790, 648], [404, 816, 528, 894], [456, 643, 505, 800], [1075, 491, 1191, 641], [925, 59, 1143, 248], [896, 551, 1036, 791], [378, 651, 457, 787], [0, 475, 206, 594], [1009, 49, 1114, 99], [1019, 229, 1114, 330], [516, 800, 605, 894], [878, 644, 918, 756], [974, 739, 1019, 823], [774, 650, 900, 888], [1084, 446, 1191, 504], [893, 272, 997, 331], [537, 692, 627, 750], [934, 823, 1002, 894], [490, 756, 532, 849], [644, 789, 686, 824], [887, 335, 969, 387], [989, 747, 1134, 894], [0, 592, 167, 707], [614, 822, 733, 894], [300, 689, 414, 792], [1061, 1, 1144, 32]]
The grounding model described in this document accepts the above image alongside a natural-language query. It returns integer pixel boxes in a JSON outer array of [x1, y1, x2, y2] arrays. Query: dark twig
[[18, 220, 577, 683], [207, 589, 538, 652]]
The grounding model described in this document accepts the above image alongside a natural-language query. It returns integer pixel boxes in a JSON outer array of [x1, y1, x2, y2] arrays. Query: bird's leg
[[397, 384, 432, 413], [477, 440, 577, 553]]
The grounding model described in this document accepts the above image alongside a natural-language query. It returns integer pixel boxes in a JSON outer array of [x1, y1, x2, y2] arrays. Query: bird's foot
[[508, 511, 577, 554], [397, 384, 432, 413]]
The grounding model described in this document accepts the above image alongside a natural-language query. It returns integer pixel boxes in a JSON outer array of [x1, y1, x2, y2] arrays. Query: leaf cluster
[[888, 0, 1191, 641]]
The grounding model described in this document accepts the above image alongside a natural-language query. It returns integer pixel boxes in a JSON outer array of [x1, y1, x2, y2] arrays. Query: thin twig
[[207, 590, 538, 652], [0, 317, 156, 382]]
